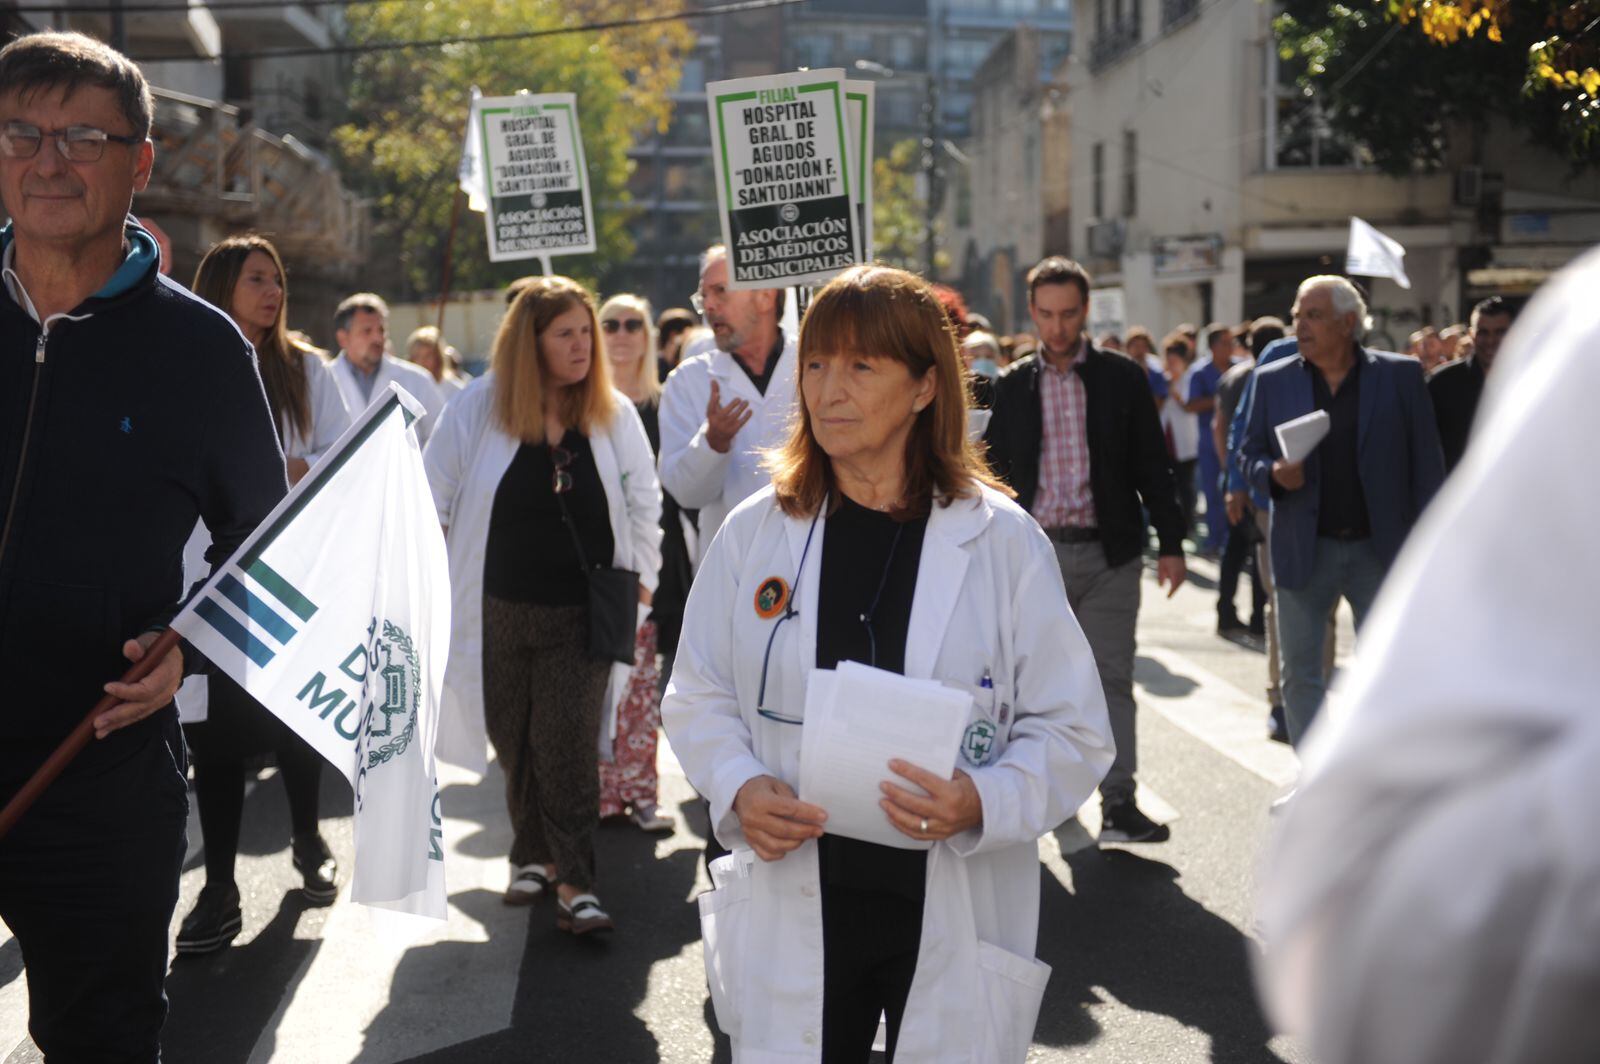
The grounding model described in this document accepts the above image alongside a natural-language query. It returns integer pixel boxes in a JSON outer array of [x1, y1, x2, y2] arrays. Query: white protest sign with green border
[[475, 92, 596, 262], [707, 69, 862, 290], [844, 79, 875, 263]]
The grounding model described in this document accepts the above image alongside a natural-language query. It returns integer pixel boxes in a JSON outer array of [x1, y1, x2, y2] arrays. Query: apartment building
[[1066, 0, 1600, 340]]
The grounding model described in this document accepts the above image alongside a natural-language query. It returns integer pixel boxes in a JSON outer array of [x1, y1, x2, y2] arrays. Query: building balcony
[[1161, 0, 1199, 31], [212, 2, 333, 51], [139, 87, 366, 268], [22, 0, 220, 60], [1089, 19, 1141, 71]]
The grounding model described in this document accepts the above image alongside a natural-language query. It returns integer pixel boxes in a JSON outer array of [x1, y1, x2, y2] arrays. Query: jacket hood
[[0, 214, 162, 316]]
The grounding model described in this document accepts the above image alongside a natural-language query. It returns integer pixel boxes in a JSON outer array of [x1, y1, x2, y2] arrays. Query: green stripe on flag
[[246, 558, 318, 622]]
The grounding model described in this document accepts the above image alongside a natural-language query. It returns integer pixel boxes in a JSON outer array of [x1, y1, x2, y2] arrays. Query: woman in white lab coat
[[178, 235, 351, 954], [662, 265, 1114, 1063], [423, 276, 661, 935]]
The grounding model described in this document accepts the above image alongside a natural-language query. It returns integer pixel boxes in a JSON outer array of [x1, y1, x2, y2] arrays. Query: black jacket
[[1427, 355, 1484, 475], [984, 345, 1185, 567], [0, 230, 286, 784]]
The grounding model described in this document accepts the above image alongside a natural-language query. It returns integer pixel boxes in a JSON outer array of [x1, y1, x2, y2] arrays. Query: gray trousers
[[1053, 541, 1141, 804]]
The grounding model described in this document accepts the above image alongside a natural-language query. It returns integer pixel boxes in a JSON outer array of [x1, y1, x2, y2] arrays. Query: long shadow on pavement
[[164, 765, 349, 1063], [164, 893, 322, 1063], [1035, 847, 1284, 1063], [385, 797, 706, 1062]]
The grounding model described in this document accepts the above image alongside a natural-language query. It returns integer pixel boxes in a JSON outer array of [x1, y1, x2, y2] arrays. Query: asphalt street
[[1, 551, 1353, 1063]]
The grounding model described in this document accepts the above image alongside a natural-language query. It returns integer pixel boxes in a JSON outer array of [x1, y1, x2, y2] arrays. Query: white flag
[[171, 384, 452, 918], [1346, 216, 1411, 290], [458, 86, 486, 213]]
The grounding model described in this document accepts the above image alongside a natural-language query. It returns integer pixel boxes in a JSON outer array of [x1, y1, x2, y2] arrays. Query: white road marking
[[1136, 645, 1299, 789]]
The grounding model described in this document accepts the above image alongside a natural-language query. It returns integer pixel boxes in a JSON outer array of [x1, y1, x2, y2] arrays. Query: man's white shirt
[[331, 352, 445, 446]]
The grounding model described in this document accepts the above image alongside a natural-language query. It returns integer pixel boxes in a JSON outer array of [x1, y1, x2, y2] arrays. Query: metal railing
[[1089, 18, 1141, 71], [1161, 0, 1199, 30], [139, 87, 367, 270]]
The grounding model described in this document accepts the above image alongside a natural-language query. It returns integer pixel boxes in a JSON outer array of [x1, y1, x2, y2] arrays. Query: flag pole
[[0, 628, 183, 840], [435, 186, 465, 334]]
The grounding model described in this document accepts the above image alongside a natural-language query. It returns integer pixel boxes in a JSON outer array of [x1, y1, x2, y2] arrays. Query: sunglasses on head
[[602, 318, 645, 334]]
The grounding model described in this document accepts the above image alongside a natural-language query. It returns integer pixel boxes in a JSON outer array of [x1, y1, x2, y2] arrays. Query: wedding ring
[[920, 817, 929, 834]]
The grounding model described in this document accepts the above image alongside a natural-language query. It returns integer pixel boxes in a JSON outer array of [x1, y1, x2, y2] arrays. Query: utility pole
[[110, 0, 126, 51], [922, 8, 944, 280]]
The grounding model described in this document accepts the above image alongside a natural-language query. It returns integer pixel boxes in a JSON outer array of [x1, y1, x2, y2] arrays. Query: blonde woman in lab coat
[[662, 265, 1115, 1063]]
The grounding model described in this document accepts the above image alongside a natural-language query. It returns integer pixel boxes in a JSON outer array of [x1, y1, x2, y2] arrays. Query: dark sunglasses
[[551, 444, 574, 495], [602, 318, 645, 334]]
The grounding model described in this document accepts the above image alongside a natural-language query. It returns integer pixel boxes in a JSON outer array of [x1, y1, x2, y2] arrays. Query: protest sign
[[844, 79, 875, 262], [707, 69, 862, 289], [475, 92, 596, 262]]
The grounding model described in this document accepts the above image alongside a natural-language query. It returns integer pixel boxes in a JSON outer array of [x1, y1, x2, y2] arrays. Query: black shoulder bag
[[552, 476, 640, 665]]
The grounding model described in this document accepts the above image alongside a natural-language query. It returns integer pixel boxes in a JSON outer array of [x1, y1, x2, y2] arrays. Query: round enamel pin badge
[[754, 576, 790, 620]]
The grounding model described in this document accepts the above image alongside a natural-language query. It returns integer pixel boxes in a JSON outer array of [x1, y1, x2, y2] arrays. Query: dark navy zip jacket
[[0, 220, 287, 785]]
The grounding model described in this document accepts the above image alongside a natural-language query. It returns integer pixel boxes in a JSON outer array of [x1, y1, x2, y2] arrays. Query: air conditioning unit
[[1454, 166, 1483, 207]]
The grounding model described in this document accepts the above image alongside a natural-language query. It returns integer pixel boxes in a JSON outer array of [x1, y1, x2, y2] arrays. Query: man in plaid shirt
[[985, 257, 1187, 842]]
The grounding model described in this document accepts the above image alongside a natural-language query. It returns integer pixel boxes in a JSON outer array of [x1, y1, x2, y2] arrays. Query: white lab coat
[[422, 376, 663, 772], [657, 341, 798, 561], [662, 485, 1115, 1063], [175, 352, 349, 723], [1253, 248, 1600, 1064], [331, 352, 445, 446]]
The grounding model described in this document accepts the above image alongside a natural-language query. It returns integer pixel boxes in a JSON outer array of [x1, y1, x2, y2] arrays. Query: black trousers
[[185, 672, 323, 887], [821, 884, 924, 1063], [1172, 458, 1199, 541], [0, 720, 188, 1063], [1217, 514, 1265, 624]]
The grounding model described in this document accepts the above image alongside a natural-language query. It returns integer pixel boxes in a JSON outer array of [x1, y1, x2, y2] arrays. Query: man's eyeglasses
[[551, 444, 573, 495], [0, 122, 142, 163], [689, 282, 728, 316], [602, 318, 645, 335]]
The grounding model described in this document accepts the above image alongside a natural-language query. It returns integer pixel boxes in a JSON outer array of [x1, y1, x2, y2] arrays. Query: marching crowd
[[1, 26, 1593, 1064]]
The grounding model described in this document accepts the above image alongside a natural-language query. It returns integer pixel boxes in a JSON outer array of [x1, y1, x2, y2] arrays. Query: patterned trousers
[[599, 620, 662, 817], [482, 596, 611, 891]]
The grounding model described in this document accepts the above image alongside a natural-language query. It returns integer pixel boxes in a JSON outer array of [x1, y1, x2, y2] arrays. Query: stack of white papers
[[1275, 409, 1331, 463], [798, 662, 973, 850]]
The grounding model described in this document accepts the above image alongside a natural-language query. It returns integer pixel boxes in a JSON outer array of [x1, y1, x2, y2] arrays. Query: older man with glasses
[[658, 243, 797, 559], [0, 31, 285, 1062]]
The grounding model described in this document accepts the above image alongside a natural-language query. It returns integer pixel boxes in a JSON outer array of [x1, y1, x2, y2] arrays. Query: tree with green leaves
[[1274, 0, 1599, 173], [334, 0, 694, 298], [873, 138, 945, 273]]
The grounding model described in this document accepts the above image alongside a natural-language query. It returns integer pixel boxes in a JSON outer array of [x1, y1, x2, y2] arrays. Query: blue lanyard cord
[[755, 501, 824, 723]]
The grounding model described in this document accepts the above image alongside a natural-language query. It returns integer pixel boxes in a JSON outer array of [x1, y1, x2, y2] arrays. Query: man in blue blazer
[[1241, 276, 1444, 745]]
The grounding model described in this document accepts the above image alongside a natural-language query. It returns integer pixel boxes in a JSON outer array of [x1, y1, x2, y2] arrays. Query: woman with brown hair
[[424, 276, 661, 935], [176, 234, 351, 953], [663, 265, 1114, 1062]]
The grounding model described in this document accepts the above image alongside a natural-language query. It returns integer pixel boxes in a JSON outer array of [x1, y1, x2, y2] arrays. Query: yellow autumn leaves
[[1393, 1, 1597, 100]]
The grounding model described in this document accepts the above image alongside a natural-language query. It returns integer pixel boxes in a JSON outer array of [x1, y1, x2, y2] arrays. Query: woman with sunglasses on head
[[595, 294, 694, 835], [424, 277, 662, 935], [663, 265, 1114, 1063], [176, 234, 352, 953]]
